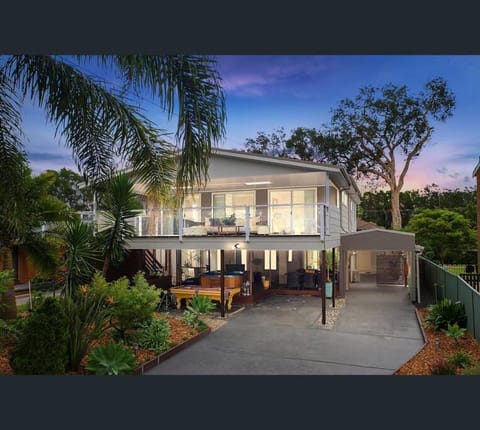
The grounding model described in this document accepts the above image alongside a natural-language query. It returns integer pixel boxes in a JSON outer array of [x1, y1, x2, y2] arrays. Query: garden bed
[[0, 312, 218, 375], [394, 308, 480, 375]]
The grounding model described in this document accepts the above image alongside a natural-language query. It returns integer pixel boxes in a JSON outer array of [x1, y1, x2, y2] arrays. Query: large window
[[212, 191, 255, 221], [269, 189, 316, 234]]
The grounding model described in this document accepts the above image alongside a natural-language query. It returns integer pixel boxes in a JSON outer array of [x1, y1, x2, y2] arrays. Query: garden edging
[[135, 326, 212, 375]]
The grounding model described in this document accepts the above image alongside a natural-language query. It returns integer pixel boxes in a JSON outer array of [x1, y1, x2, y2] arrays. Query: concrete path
[[146, 282, 424, 375]]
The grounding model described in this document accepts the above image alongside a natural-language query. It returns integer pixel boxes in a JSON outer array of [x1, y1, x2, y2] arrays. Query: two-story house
[[125, 149, 361, 303]]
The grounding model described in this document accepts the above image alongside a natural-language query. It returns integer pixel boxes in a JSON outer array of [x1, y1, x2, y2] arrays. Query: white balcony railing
[[125, 203, 333, 240]]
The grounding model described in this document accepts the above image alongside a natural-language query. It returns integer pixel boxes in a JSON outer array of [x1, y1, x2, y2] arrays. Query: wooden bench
[[170, 286, 242, 310]]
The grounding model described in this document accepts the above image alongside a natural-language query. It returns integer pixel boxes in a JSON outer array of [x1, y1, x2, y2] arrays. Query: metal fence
[[420, 256, 480, 341], [441, 264, 478, 276]]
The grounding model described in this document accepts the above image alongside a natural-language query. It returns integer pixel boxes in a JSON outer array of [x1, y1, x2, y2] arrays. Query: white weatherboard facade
[[127, 149, 361, 289]]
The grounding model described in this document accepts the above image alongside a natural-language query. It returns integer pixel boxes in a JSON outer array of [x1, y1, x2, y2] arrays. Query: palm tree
[[0, 55, 226, 197], [59, 219, 100, 297], [96, 173, 143, 277], [0, 166, 72, 319]]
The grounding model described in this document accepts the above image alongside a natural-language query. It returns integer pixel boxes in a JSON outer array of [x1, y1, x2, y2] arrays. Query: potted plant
[[222, 214, 236, 226]]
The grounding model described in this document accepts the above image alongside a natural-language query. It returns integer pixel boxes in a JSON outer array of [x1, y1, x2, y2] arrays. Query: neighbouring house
[[93, 149, 421, 306]]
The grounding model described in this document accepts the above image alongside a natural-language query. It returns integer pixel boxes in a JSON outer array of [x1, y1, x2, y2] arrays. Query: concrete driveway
[[146, 282, 424, 375]]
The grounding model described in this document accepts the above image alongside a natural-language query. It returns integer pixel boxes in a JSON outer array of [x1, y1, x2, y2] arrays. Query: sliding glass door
[[269, 189, 316, 234]]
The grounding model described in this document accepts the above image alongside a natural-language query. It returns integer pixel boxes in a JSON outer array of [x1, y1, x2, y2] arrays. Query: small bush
[[137, 317, 171, 353], [447, 351, 474, 369], [182, 310, 208, 331], [10, 298, 68, 374], [0, 318, 24, 344], [108, 273, 160, 339], [442, 323, 467, 345], [430, 358, 457, 375], [187, 294, 216, 314], [424, 298, 467, 331], [86, 342, 136, 375]]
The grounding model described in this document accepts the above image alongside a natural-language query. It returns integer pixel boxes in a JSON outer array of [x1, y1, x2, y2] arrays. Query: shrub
[[447, 351, 474, 369], [89, 271, 111, 302], [85, 342, 136, 375], [0, 317, 25, 345], [10, 298, 68, 374], [442, 323, 467, 345], [0, 270, 14, 314], [187, 294, 216, 314], [424, 298, 467, 331], [137, 317, 171, 353], [430, 358, 457, 375], [62, 290, 109, 371], [182, 309, 208, 331], [108, 273, 160, 339]]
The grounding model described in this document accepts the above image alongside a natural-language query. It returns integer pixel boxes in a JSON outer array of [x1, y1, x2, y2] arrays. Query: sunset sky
[[21, 55, 480, 191]]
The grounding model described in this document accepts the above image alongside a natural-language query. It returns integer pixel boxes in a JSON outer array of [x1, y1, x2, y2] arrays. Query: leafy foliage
[[108, 272, 160, 338], [96, 172, 143, 276], [182, 309, 208, 331], [245, 79, 456, 229], [447, 351, 474, 369], [442, 323, 467, 345], [10, 297, 68, 374], [0, 318, 24, 345], [424, 298, 467, 331], [359, 186, 477, 230], [0, 269, 13, 313], [86, 342, 136, 375], [137, 317, 171, 353], [2, 55, 226, 197], [187, 294, 216, 314], [62, 288, 110, 371], [43, 168, 93, 211], [405, 209, 476, 264], [59, 219, 100, 296]]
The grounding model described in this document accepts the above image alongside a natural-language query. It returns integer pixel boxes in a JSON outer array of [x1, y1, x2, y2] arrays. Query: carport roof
[[341, 229, 416, 251]]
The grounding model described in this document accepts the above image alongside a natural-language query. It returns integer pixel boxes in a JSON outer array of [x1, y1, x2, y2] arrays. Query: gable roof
[[341, 229, 416, 251]]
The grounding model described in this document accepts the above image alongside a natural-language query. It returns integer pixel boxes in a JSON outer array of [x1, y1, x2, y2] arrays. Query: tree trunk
[[102, 255, 110, 279], [0, 246, 18, 320], [391, 188, 402, 230]]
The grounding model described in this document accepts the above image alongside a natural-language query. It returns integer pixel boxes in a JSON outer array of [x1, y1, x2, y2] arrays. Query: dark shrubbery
[[424, 298, 467, 331], [10, 298, 68, 374], [137, 318, 171, 353]]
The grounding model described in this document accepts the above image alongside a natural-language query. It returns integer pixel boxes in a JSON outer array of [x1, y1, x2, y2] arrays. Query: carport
[[339, 229, 419, 302]]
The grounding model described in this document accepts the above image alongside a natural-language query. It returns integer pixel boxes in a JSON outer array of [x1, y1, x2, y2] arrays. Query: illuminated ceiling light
[[244, 181, 272, 186]]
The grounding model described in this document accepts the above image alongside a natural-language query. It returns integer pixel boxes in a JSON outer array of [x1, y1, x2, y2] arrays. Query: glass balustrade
[[128, 203, 330, 238]]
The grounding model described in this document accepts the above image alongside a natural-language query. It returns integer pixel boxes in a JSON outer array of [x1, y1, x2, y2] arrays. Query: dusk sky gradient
[[20, 55, 480, 191]]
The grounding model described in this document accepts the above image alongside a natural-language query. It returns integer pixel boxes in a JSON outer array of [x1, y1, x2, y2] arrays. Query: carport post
[[220, 249, 225, 317], [321, 249, 327, 325]]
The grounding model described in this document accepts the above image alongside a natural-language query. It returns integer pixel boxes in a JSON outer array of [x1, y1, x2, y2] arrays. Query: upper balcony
[[128, 203, 341, 242]]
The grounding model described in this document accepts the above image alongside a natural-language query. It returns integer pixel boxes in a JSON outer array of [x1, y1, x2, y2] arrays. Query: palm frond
[[99, 55, 226, 192], [7, 55, 175, 191], [97, 173, 142, 269], [0, 66, 26, 191]]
